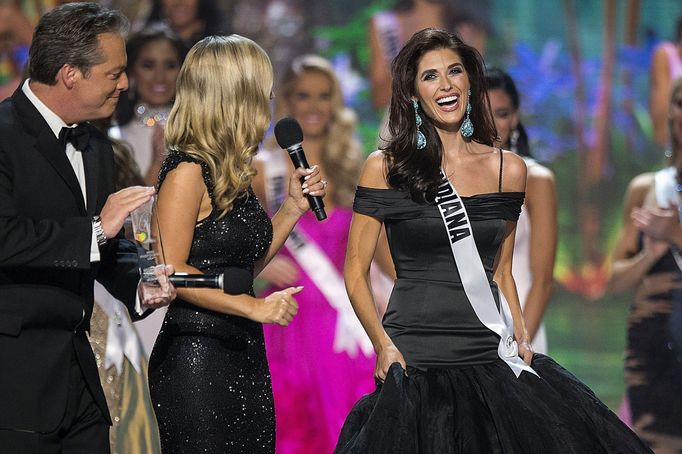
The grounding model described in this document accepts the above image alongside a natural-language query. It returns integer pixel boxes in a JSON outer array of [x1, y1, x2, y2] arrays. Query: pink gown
[[263, 208, 376, 454]]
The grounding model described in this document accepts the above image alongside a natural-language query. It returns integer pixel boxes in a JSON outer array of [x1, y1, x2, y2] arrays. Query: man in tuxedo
[[0, 3, 174, 452]]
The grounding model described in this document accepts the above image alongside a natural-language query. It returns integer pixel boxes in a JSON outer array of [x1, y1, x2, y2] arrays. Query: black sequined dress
[[335, 187, 651, 454], [148, 151, 275, 453]]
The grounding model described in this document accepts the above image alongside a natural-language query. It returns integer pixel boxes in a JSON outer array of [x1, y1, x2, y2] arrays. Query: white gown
[[512, 204, 548, 354]]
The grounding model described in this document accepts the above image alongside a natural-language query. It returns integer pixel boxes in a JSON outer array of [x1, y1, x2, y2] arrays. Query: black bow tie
[[59, 125, 90, 151]]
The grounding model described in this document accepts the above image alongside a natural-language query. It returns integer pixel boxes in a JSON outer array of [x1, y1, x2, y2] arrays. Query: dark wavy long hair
[[485, 67, 531, 158], [384, 28, 496, 203]]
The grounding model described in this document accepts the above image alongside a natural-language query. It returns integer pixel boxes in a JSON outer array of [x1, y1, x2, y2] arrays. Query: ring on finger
[[321, 179, 328, 188]]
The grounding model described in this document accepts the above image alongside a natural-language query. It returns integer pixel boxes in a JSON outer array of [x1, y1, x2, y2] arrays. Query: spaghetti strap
[[498, 148, 504, 192]]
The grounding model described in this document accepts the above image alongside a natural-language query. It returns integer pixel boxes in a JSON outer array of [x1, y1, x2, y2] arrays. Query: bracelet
[[92, 215, 108, 246]]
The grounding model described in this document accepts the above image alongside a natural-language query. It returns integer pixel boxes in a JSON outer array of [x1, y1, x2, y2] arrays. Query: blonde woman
[[147, 36, 325, 453], [253, 54, 382, 454]]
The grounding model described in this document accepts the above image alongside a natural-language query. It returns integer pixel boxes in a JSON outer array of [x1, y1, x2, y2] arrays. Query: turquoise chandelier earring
[[412, 99, 427, 149], [461, 88, 474, 138]]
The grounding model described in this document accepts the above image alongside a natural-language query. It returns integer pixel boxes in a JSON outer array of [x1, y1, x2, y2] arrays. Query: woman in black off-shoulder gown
[[146, 36, 326, 454], [334, 29, 651, 453]]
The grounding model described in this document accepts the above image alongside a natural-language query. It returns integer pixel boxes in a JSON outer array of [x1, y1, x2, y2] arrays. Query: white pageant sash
[[654, 166, 678, 209], [260, 148, 374, 357], [94, 282, 145, 375], [653, 167, 682, 272], [261, 148, 289, 215], [285, 228, 374, 358], [434, 171, 536, 377]]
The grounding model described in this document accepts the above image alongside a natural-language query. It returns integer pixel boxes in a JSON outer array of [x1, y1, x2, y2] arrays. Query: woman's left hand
[[287, 165, 327, 214], [518, 339, 534, 365]]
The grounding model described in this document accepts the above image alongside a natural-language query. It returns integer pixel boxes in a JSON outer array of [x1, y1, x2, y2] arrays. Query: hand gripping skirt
[[335, 355, 651, 453]]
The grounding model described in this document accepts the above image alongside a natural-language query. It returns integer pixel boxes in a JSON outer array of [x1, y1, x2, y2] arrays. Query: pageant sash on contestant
[[258, 149, 374, 357], [262, 147, 289, 213], [435, 171, 536, 377], [285, 227, 374, 358], [261, 149, 373, 357], [655, 166, 678, 208], [94, 283, 145, 375], [654, 166, 682, 271]]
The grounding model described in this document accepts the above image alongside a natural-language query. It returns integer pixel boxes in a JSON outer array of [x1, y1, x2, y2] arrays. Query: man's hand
[[138, 264, 176, 309], [100, 186, 155, 239]]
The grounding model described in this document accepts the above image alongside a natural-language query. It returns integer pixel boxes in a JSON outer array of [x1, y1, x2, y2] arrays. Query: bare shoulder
[[652, 42, 670, 61], [527, 161, 554, 180], [628, 172, 654, 192], [526, 161, 556, 190], [358, 150, 390, 189], [159, 160, 205, 196], [525, 162, 557, 208], [625, 172, 655, 204], [651, 43, 671, 73], [167, 160, 203, 180], [500, 150, 527, 192]]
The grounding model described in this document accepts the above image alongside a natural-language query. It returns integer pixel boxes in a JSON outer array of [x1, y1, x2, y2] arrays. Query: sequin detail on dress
[[149, 150, 275, 453]]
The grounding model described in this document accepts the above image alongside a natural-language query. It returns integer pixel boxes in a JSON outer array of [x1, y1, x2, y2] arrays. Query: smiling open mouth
[[436, 95, 458, 107]]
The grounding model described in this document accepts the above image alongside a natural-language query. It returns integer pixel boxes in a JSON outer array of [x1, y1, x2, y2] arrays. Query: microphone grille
[[274, 117, 303, 149]]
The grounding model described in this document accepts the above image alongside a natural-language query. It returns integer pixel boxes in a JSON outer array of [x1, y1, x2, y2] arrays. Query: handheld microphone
[[168, 273, 224, 289], [274, 117, 327, 221]]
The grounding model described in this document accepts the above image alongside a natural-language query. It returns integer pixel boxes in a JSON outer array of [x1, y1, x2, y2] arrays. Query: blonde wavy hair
[[166, 35, 273, 217], [270, 55, 364, 208]]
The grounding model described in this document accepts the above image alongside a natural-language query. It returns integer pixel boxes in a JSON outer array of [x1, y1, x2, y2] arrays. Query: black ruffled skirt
[[335, 355, 651, 453]]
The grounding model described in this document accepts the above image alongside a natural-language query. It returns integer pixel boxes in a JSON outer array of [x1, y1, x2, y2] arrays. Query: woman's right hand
[[252, 286, 303, 326], [375, 342, 406, 382]]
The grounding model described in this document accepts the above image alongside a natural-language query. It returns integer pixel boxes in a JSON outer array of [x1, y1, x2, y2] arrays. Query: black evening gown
[[335, 187, 652, 454], [148, 151, 275, 453], [625, 236, 682, 449]]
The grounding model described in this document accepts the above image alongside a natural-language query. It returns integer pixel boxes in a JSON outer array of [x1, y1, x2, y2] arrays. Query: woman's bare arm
[[155, 162, 299, 325], [492, 153, 531, 363], [607, 173, 665, 293], [522, 164, 557, 341]]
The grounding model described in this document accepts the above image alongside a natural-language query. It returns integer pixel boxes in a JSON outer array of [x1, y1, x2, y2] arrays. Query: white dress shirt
[[22, 79, 101, 262]]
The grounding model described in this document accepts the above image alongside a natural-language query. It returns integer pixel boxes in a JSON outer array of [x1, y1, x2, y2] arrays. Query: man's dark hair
[[28, 2, 129, 85]]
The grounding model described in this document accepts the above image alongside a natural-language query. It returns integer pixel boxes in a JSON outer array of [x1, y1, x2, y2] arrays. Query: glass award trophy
[[129, 195, 225, 293], [129, 196, 172, 300]]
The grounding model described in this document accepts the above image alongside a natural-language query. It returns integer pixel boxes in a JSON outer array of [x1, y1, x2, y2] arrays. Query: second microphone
[[274, 117, 327, 221]]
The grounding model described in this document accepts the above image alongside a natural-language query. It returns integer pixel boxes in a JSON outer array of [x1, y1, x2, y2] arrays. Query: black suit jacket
[[0, 86, 143, 433]]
